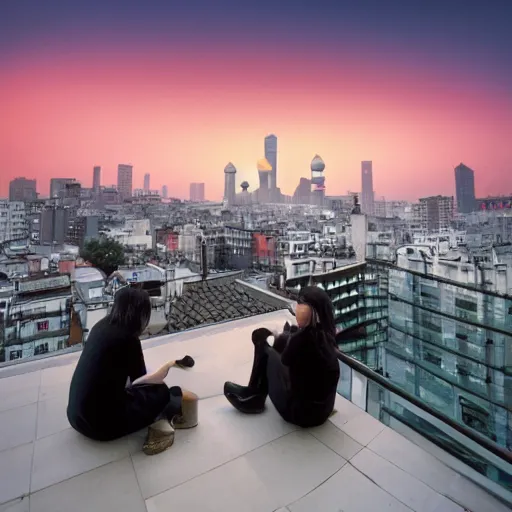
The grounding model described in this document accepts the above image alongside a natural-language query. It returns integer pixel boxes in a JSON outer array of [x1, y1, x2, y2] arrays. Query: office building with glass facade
[[285, 257, 511, 493]]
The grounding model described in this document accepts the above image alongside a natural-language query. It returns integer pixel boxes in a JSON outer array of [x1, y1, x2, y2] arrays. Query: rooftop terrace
[[0, 310, 509, 512]]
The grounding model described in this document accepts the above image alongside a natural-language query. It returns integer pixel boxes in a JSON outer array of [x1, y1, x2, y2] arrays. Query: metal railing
[[336, 348, 511, 504], [336, 349, 511, 465]]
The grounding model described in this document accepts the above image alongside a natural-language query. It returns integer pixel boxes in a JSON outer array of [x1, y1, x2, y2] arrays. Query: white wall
[[351, 213, 367, 262], [84, 306, 109, 339]]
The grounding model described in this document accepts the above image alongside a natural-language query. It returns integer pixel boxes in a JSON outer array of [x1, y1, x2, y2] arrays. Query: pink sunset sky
[[1, 2, 511, 201]]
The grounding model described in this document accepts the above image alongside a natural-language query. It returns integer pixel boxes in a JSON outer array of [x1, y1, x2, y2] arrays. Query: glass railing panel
[[366, 379, 512, 498], [337, 358, 512, 502]]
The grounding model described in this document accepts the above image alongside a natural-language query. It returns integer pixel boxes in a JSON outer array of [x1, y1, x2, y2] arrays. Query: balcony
[[0, 309, 509, 511]]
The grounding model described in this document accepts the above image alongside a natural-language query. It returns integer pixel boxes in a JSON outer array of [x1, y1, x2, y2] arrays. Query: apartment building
[[418, 195, 454, 232], [0, 201, 27, 242], [2, 274, 74, 362]]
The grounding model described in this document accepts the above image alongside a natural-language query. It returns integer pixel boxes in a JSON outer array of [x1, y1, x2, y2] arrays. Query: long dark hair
[[109, 286, 151, 336]]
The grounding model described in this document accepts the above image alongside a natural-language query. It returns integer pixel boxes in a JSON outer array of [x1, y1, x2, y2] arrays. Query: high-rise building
[[9, 178, 37, 202], [67, 215, 99, 248], [256, 158, 272, 203], [117, 164, 133, 200], [418, 195, 454, 232], [50, 178, 76, 200], [310, 155, 326, 206], [190, 183, 205, 202], [223, 163, 237, 206], [162, 185, 168, 199], [143, 173, 150, 192], [361, 161, 374, 215], [92, 166, 101, 193], [264, 134, 278, 195], [454, 163, 476, 214], [39, 206, 69, 245]]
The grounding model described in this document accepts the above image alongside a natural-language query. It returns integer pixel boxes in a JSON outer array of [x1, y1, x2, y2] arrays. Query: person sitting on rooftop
[[67, 286, 197, 455], [224, 285, 340, 428]]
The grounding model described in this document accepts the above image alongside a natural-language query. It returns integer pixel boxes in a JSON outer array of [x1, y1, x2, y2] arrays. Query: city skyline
[[1, 1, 511, 200]]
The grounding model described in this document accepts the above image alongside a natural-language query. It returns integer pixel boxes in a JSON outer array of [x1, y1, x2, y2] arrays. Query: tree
[[81, 238, 125, 276]]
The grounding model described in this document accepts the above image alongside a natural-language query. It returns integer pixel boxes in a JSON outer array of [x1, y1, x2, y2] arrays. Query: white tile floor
[[0, 310, 509, 512]]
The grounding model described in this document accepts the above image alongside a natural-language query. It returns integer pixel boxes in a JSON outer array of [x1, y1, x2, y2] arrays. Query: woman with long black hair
[[224, 286, 340, 428], [67, 287, 196, 455]]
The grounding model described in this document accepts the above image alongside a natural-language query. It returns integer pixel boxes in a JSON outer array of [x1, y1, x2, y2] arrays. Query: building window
[[455, 297, 477, 313], [37, 321, 49, 331], [34, 343, 49, 355], [10, 350, 22, 360], [424, 350, 442, 368], [459, 397, 495, 441]]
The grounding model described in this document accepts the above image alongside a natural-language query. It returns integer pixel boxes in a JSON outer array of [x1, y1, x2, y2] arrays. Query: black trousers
[[249, 334, 294, 423], [69, 385, 183, 442]]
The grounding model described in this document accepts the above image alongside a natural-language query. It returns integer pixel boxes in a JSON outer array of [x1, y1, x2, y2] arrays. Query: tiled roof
[[169, 279, 280, 331]]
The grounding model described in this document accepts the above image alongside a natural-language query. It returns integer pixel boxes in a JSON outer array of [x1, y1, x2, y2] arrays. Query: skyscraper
[[117, 164, 133, 200], [190, 183, 205, 202], [264, 134, 277, 195], [92, 166, 101, 193], [454, 163, 476, 214], [162, 185, 168, 199], [223, 163, 237, 206], [143, 173, 150, 192], [9, 177, 37, 202], [361, 161, 374, 215], [257, 158, 272, 203]]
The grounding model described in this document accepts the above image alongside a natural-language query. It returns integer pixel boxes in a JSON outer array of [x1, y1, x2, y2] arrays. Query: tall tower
[[92, 166, 101, 194], [454, 163, 476, 214], [264, 134, 278, 197], [257, 158, 272, 203], [361, 161, 374, 215], [223, 163, 237, 207], [143, 173, 150, 192], [117, 164, 133, 200], [310, 155, 326, 206], [239, 181, 251, 205], [162, 185, 168, 199]]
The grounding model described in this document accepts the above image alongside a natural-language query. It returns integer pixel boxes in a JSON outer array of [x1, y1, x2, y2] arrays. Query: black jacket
[[281, 325, 340, 427]]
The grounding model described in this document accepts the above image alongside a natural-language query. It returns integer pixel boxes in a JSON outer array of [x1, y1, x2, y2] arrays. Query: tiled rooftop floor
[[0, 310, 508, 512]]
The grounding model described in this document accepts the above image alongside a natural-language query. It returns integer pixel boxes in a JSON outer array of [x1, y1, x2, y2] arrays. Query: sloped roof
[[169, 279, 279, 331]]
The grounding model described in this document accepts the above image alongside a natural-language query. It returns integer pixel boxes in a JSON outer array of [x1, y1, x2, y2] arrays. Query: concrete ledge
[[236, 279, 295, 312]]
